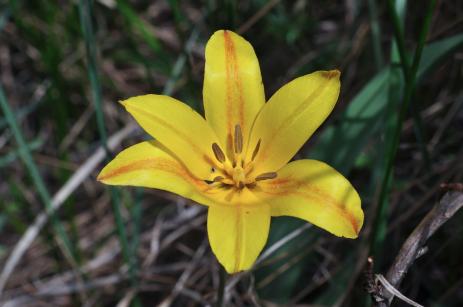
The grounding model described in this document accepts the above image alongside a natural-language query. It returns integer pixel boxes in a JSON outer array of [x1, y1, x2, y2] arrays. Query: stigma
[[208, 124, 277, 190]]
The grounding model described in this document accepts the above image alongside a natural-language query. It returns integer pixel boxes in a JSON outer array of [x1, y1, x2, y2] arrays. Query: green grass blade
[[309, 68, 391, 173], [116, 0, 162, 53], [309, 33, 463, 175], [0, 84, 78, 283], [0, 138, 43, 167], [417, 33, 463, 76], [115, 0, 171, 74], [367, 0, 384, 70], [260, 32, 463, 302], [0, 91, 46, 130], [387, 0, 430, 166], [371, 0, 437, 258], [387, 0, 411, 79], [78, 0, 138, 294], [78, 0, 108, 150], [409, 0, 437, 78]]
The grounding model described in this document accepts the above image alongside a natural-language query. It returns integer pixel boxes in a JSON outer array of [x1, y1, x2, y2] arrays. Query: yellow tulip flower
[[98, 30, 364, 274]]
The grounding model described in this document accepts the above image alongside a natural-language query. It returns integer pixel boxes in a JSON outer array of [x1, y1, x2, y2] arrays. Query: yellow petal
[[207, 202, 270, 273], [97, 141, 219, 206], [203, 30, 265, 158], [121, 94, 220, 179], [98, 140, 266, 209], [256, 159, 363, 238], [247, 70, 341, 175]]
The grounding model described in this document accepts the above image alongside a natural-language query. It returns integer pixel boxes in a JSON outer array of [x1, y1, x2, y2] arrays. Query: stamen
[[255, 172, 277, 181], [246, 182, 257, 189], [212, 143, 226, 163], [213, 176, 224, 182], [234, 124, 243, 154], [251, 139, 261, 161]]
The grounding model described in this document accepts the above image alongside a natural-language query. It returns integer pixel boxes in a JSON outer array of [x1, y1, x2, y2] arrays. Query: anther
[[234, 124, 243, 154], [246, 182, 257, 189], [238, 181, 245, 189], [255, 172, 277, 181], [212, 143, 226, 163], [213, 176, 224, 182], [251, 139, 261, 161]]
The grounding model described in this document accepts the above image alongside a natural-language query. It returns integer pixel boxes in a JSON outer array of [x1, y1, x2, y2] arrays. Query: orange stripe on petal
[[207, 201, 270, 273], [98, 158, 194, 185], [224, 30, 245, 135], [125, 103, 216, 168], [262, 179, 359, 234], [97, 141, 221, 207], [255, 159, 363, 238], [203, 30, 265, 159], [246, 70, 341, 175], [121, 95, 220, 179]]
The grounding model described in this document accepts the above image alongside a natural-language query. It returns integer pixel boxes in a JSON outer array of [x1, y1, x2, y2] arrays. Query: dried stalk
[[371, 192, 463, 306]]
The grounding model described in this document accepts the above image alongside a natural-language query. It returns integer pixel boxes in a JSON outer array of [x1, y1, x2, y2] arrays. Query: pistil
[[208, 125, 277, 190]]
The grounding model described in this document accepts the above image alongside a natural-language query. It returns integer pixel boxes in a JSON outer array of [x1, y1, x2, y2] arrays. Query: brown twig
[[371, 192, 463, 306], [440, 182, 463, 192], [237, 0, 281, 34]]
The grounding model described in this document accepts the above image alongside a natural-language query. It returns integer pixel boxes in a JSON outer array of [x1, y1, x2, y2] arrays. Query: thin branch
[[0, 123, 139, 295], [371, 192, 463, 306], [237, 0, 280, 34], [375, 274, 423, 307], [225, 223, 312, 297], [0, 28, 200, 295]]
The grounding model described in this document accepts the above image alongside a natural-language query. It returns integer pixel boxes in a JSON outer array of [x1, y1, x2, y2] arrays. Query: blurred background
[[1, 0, 463, 306]]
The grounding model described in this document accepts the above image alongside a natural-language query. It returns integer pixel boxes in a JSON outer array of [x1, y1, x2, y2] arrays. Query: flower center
[[208, 124, 277, 190], [232, 166, 246, 188]]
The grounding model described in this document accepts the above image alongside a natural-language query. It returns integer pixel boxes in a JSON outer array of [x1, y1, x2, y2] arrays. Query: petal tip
[[322, 69, 341, 80], [348, 215, 363, 239], [212, 29, 244, 43], [211, 29, 227, 40], [96, 171, 106, 182], [223, 265, 238, 274], [119, 99, 129, 108], [221, 262, 250, 274], [96, 166, 113, 183], [347, 231, 360, 239]]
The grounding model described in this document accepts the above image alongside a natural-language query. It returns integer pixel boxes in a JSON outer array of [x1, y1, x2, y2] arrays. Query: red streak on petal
[[98, 157, 206, 190], [223, 30, 245, 142], [261, 176, 359, 235]]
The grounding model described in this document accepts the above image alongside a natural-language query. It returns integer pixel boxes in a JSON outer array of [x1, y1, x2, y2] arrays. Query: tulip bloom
[[98, 30, 364, 273]]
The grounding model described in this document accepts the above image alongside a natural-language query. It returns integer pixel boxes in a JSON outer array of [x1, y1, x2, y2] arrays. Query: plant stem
[[368, 0, 384, 70], [371, 0, 437, 257], [78, 0, 138, 291], [387, 0, 433, 165], [216, 266, 227, 307]]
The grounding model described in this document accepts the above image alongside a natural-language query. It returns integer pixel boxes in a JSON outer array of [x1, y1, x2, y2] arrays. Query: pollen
[[255, 172, 277, 181], [234, 124, 243, 154], [212, 143, 226, 163], [251, 139, 261, 161], [208, 124, 277, 190]]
